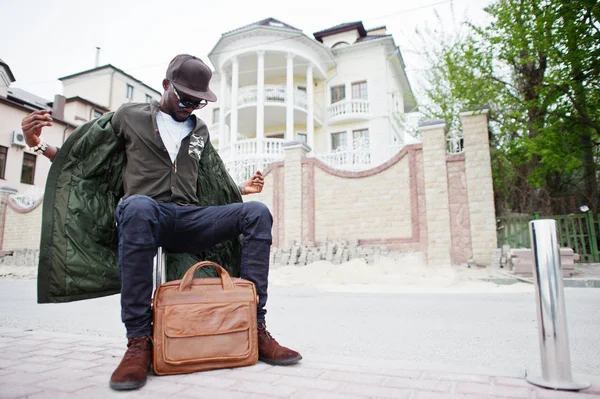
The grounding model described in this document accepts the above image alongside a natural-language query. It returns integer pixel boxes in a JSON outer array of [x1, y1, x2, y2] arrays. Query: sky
[[0, 0, 494, 103]]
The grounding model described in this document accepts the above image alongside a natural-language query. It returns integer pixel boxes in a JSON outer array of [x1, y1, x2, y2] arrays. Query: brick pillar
[[283, 141, 310, 248], [461, 110, 497, 266], [419, 122, 452, 266]]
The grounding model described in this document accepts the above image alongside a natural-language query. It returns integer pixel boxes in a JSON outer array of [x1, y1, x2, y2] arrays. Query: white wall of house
[[62, 69, 113, 109], [0, 101, 73, 193], [321, 31, 360, 48], [62, 68, 160, 112]]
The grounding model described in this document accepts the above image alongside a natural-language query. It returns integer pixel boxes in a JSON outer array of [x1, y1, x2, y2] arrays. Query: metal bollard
[[526, 220, 590, 390], [153, 247, 167, 296]]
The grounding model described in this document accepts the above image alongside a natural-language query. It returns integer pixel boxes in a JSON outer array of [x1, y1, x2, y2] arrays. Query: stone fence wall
[[1, 112, 497, 268], [250, 111, 497, 267]]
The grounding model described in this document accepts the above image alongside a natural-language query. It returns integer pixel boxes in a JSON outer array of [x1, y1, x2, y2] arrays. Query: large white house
[[194, 18, 416, 182]]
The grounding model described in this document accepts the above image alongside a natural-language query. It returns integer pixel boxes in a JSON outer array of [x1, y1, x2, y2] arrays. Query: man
[[22, 54, 301, 391]]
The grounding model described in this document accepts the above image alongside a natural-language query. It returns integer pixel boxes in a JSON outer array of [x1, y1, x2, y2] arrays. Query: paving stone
[[455, 381, 534, 398], [336, 382, 413, 398], [0, 383, 44, 398], [35, 377, 95, 392], [230, 380, 297, 397], [319, 370, 386, 385], [40, 367, 98, 380], [291, 390, 368, 399], [6, 361, 58, 373], [0, 370, 52, 385], [177, 374, 237, 389], [382, 376, 453, 393], [51, 359, 103, 370], [423, 371, 492, 384], [265, 365, 325, 378], [276, 375, 341, 391], [30, 348, 71, 357], [61, 351, 105, 362], [179, 386, 250, 399]]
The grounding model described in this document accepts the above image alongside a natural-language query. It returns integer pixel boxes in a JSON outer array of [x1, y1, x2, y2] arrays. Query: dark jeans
[[114, 195, 273, 338]]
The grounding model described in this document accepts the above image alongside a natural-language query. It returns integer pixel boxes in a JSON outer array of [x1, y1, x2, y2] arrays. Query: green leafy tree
[[419, 0, 600, 214]]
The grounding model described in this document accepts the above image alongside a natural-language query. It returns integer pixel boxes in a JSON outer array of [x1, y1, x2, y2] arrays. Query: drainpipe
[[108, 69, 116, 110]]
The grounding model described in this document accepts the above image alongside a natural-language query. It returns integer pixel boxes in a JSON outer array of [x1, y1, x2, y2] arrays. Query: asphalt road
[[1, 280, 599, 376]]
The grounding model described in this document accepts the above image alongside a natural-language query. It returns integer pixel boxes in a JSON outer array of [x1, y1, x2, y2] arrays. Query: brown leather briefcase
[[152, 261, 258, 375]]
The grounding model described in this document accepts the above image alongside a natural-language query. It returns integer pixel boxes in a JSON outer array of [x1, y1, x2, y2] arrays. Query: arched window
[[332, 41, 349, 49]]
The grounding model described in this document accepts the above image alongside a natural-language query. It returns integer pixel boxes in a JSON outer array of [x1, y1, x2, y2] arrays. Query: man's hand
[[241, 170, 264, 195], [21, 110, 52, 147]]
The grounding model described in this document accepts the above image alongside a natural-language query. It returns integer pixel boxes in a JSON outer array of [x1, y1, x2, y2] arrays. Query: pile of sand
[[269, 253, 532, 293]]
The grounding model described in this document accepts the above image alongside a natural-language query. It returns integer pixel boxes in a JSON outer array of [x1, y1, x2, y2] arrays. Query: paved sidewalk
[[0, 328, 599, 398]]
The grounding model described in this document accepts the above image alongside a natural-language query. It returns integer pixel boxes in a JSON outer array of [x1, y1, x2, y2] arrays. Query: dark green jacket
[[38, 112, 243, 303]]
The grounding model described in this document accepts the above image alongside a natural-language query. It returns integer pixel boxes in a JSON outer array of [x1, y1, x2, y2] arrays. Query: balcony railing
[[220, 137, 405, 183], [221, 138, 285, 183], [234, 85, 323, 121], [310, 138, 403, 172], [327, 99, 370, 122]]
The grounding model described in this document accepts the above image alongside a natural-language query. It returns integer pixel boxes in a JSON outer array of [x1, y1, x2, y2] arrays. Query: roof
[[355, 34, 391, 43], [65, 96, 110, 112], [59, 64, 161, 96], [0, 58, 16, 82], [366, 25, 386, 32], [223, 18, 301, 36], [0, 94, 76, 128], [313, 21, 367, 42], [7, 87, 50, 109]]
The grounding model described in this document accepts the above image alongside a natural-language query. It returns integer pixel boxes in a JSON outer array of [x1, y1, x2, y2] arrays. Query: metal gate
[[497, 212, 600, 262]]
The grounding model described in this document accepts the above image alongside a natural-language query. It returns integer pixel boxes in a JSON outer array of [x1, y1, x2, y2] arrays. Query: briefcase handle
[[179, 261, 235, 292]]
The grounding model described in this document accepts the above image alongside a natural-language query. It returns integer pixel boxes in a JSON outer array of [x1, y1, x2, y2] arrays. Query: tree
[[419, 0, 600, 215]]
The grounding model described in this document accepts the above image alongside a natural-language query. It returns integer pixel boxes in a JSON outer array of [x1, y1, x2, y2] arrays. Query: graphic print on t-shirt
[[188, 133, 205, 160]]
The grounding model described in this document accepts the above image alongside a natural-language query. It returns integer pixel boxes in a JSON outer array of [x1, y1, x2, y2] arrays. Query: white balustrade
[[310, 138, 404, 172], [220, 138, 286, 184], [229, 85, 324, 122], [327, 99, 370, 120], [238, 86, 257, 106], [264, 85, 286, 103]]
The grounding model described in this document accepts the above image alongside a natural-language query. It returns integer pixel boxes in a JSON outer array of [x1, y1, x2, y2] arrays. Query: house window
[[146, 94, 153, 103], [213, 108, 220, 123], [353, 128, 369, 142], [297, 85, 307, 92], [297, 132, 307, 143], [331, 131, 347, 150], [352, 81, 368, 100], [21, 153, 37, 185], [330, 85, 345, 104], [126, 84, 134, 100], [0, 146, 7, 179], [92, 109, 103, 119], [332, 41, 350, 48]]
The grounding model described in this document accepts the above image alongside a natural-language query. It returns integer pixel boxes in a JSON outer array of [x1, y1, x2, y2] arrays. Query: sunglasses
[[170, 82, 208, 109]]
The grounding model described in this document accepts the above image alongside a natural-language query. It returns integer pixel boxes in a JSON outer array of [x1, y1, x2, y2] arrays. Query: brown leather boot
[[257, 323, 302, 366], [109, 335, 152, 390]]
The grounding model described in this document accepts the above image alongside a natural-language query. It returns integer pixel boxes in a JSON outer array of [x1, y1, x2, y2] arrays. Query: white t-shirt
[[156, 111, 194, 163]]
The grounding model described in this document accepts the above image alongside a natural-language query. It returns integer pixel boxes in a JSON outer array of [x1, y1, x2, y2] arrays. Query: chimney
[[52, 94, 66, 121], [95, 47, 101, 67]]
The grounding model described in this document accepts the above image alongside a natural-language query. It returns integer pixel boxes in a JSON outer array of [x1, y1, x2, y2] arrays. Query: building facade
[[0, 58, 161, 251], [194, 18, 416, 183]]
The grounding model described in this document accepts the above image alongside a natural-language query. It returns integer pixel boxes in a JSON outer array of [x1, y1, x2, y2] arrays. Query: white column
[[286, 53, 295, 141], [218, 69, 227, 151], [230, 57, 239, 150], [256, 51, 265, 153], [306, 65, 314, 150]]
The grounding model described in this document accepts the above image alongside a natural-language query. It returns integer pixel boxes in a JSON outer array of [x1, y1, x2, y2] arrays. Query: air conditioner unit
[[12, 131, 27, 147]]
